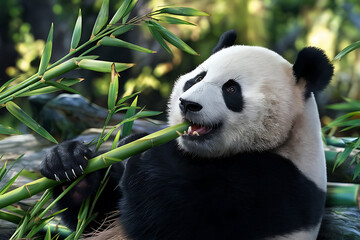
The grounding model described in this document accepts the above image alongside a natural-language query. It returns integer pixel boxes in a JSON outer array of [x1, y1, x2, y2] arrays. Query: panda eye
[[226, 86, 237, 94], [195, 76, 203, 83]]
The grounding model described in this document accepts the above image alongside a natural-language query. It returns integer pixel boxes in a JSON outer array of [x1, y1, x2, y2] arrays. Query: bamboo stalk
[[0, 122, 189, 209], [326, 182, 360, 207]]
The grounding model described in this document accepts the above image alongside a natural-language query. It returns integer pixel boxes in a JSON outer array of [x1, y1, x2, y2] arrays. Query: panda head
[[168, 30, 333, 158]]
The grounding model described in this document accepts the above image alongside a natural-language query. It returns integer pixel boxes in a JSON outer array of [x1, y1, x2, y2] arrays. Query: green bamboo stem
[[0, 75, 40, 101], [326, 182, 360, 207], [0, 122, 190, 209], [0, 210, 22, 224]]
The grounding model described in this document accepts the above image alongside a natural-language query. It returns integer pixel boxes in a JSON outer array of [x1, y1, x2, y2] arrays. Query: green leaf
[[99, 36, 156, 53], [122, 0, 138, 21], [116, 91, 140, 106], [158, 16, 196, 26], [0, 77, 18, 93], [334, 40, 360, 61], [0, 169, 23, 195], [0, 124, 21, 135], [44, 80, 81, 95], [43, 58, 78, 81], [147, 23, 172, 55], [147, 20, 199, 55], [38, 24, 54, 75], [121, 96, 138, 138], [111, 129, 122, 150], [78, 59, 134, 73], [18, 78, 83, 97], [108, 64, 119, 110], [111, 24, 134, 37], [70, 9, 82, 51], [156, 7, 209, 16], [91, 0, 109, 37], [109, 0, 133, 25], [45, 225, 51, 240], [5, 101, 58, 143]]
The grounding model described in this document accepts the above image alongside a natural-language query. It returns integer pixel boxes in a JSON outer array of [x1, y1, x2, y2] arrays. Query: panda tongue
[[190, 124, 210, 135]]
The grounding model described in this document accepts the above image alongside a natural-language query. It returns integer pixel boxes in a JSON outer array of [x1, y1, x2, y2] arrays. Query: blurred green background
[[0, 0, 360, 130]]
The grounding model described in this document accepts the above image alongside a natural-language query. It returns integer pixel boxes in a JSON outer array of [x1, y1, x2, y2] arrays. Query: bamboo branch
[[0, 122, 189, 209]]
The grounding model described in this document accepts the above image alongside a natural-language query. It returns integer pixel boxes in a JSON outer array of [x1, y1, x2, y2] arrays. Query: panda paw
[[40, 141, 93, 182]]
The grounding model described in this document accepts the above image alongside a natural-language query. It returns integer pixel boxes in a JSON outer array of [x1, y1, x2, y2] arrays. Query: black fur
[[119, 140, 326, 240], [222, 79, 244, 112], [41, 138, 325, 239], [212, 30, 237, 54], [183, 71, 207, 92], [293, 47, 334, 98]]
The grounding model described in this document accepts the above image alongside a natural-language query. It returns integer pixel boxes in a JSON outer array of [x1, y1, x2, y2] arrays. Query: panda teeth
[[176, 131, 183, 136], [193, 131, 200, 136]]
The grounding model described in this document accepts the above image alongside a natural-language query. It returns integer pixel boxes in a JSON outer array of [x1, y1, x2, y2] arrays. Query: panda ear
[[211, 30, 237, 54], [293, 47, 334, 97]]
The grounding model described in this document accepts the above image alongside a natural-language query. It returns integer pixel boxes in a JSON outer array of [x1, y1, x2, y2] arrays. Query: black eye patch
[[183, 71, 207, 92], [222, 79, 244, 112]]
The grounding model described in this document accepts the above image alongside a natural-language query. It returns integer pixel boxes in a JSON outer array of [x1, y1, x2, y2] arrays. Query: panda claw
[[79, 165, 84, 174], [54, 174, 60, 182], [72, 169, 77, 178], [84, 156, 89, 161], [65, 172, 71, 181]]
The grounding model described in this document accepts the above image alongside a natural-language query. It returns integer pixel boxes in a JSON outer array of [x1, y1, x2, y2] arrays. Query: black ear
[[212, 30, 237, 54], [293, 47, 334, 98]]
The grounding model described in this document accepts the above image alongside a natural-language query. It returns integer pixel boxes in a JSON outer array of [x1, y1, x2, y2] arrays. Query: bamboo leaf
[[0, 160, 7, 182], [147, 20, 198, 55], [111, 24, 134, 37], [156, 7, 209, 16], [158, 16, 196, 26], [334, 40, 360, 61], [70, 9, 82, 51], [43, 58, 78, 81], [18, 78, 84, 97], [111, 129, 122, 150], [353, 162, 360, 180], [45, 225, 51, 240], [0, 77, 18, 93], [38, 24, 54, 75], [117, 91, 140, 106], [26, 217, 54, 238], [147, 23, 172, 55], [91, 0, 109, 37], [0, 124, 21, 135], [108, 64, 119, 110], [44, 80, 81, 95], [122, 0, 138, 22], [99, 36, 156, 53], [78, 59, 134, 73], [5, 101, 58, 143], [0, 169, 23, 195], [109, 0, 132, 25], [121, 96, 138, 138]]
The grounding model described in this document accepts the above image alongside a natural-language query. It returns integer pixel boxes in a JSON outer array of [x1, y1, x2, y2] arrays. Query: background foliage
[[1, 0, 360, 128]]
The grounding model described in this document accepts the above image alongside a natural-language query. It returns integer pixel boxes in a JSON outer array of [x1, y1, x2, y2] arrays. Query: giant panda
[[40, 30, 334, 240]]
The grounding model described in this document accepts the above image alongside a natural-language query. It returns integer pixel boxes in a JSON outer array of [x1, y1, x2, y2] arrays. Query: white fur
[[276, 93, 327, 191], [168, 46, 304, 157]]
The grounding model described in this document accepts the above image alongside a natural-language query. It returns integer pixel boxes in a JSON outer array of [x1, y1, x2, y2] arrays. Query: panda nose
[[179, 98, 203, 113]]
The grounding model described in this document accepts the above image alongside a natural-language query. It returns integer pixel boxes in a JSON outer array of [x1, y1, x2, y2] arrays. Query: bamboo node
[[102, 156, 108, 167], [25, 185, 32, 197]]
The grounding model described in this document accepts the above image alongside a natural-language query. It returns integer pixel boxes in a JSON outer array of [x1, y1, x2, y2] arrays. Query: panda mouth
[[178, 121, 221, 139]]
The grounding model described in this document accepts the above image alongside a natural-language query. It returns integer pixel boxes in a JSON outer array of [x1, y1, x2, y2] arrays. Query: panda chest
[[122, 150, 326, 239]]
